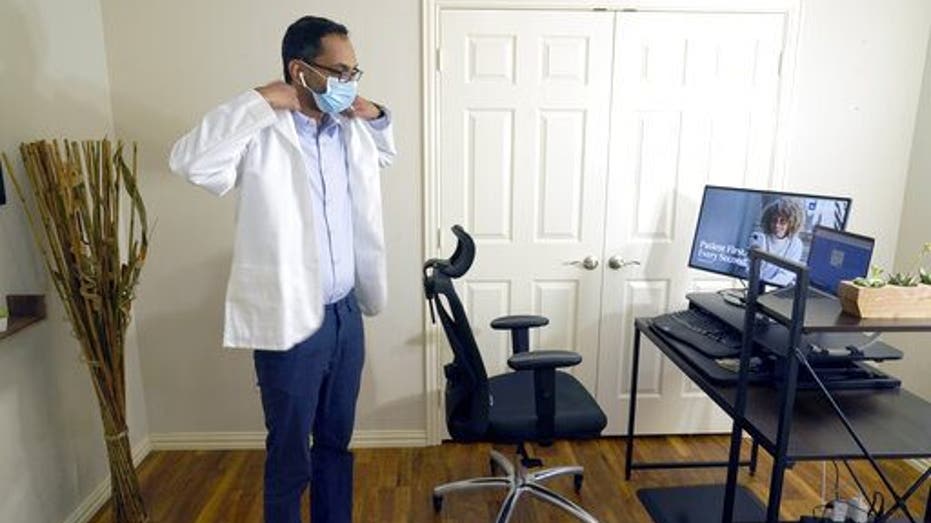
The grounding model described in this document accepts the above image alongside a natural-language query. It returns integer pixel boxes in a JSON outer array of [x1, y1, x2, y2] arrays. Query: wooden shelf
[[0, 294, 46, 342]]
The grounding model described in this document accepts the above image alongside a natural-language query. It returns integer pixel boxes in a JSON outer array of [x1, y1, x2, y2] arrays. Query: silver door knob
[[566, 256, 600, 270], [608, 256, 641, 270]]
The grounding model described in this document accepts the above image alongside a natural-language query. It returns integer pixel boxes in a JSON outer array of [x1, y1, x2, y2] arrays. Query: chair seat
[[487, 370, 607, 443]]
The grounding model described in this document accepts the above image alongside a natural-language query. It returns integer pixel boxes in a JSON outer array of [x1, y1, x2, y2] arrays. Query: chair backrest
[[423, 225, 489, 441]]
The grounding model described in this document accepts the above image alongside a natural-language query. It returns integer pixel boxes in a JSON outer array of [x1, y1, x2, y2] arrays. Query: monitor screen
[[808, 226, 874, 294], [688, 185, 852, 286]]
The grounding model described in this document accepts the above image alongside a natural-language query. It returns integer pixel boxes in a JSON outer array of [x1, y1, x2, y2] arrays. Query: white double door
[[437, 9, 787, 434]]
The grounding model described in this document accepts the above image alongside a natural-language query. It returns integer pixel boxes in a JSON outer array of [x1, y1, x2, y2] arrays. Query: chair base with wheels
[[432, 443, 597, 523]]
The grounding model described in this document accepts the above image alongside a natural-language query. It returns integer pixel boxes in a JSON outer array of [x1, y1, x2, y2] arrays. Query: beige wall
[[783, 0, 931, 269], [886, 30, 931, 401], [98, 0, 425, 436], [0, 0, 149, 521]]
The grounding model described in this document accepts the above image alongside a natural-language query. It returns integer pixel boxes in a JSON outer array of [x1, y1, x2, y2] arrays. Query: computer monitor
[[807, 226, 874, 295], [688, 185, 852, 287]]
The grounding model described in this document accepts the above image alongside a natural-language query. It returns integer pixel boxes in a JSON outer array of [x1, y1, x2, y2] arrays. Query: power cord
[[809, 461, 887, 522], [795, 348, 916, 522], [841, 460, 892, 519]]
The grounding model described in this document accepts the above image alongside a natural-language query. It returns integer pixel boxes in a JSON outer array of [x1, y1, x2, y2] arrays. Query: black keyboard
[[651, 307, 899, 389], [651, 309, 744, 359]]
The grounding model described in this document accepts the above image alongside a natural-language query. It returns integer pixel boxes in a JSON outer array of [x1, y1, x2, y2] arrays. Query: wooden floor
[[89, 436, 929, 522]]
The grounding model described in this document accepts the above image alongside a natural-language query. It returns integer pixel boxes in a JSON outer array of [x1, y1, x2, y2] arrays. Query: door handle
[[608, 256, 641, 270], [565, 256, 600, 271]]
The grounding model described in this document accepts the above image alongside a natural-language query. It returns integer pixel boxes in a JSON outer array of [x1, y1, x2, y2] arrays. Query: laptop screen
[[807, 226, 874, 294]]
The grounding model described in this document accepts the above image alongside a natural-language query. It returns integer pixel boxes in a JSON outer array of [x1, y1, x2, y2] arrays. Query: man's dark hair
[[281, 16, 349, 83]]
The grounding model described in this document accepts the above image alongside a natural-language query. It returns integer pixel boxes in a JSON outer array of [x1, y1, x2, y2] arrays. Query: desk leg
[[722, 325, 759, 523], [765, 352, 802, 523], [924, 483, 930, 523], [624, 328, 642, 481]]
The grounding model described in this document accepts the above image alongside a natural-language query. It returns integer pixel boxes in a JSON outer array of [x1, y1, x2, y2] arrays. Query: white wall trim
[[150, 431, 266, 450], [348, 430, 429, 448], [63, 437, 152, 523], [421, 0, 801, 444], [149, 430, 429, 450], [422, 0, 445, 447]]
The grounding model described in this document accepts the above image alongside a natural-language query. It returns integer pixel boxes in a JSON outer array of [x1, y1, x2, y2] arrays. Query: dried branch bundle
[[3, 140, 149, 523]]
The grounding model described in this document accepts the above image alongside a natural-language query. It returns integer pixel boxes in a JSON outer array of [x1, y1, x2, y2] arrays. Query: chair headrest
[[423, 225, 475, 280]]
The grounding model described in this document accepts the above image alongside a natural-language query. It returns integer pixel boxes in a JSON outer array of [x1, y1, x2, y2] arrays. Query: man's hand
[[346, 96, 383, 120], [256, 81, 300, 111]]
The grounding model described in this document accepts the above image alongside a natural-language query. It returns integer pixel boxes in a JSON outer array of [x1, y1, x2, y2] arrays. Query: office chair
[[422, 225, 607, 523]]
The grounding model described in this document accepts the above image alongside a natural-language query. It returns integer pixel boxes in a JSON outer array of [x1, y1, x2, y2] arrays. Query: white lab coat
[[169, 89, 396, 350]]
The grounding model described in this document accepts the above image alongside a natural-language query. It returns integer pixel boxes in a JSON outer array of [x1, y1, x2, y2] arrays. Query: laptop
[[771, 226, 875, 299]]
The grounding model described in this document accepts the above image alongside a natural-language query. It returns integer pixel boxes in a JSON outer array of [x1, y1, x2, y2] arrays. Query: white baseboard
[[63, 436, 152, 523], [149, 429, 429, 450], [149, 431, 266, 450], [350, 430, 428, 449]]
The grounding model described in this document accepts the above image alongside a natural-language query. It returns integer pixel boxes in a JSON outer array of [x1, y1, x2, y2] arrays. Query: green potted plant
[[837, 243, 931, 318]]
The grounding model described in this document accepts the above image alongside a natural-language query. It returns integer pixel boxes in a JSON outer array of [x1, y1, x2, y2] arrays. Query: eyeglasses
[[308, 62, 364, 83]]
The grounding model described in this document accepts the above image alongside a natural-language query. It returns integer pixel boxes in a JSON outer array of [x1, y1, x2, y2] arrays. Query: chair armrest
[[508, 350, 583, 444], [507, 350, 581, 371], [491, 315, 549, 354], [490, 315, 549, 330]]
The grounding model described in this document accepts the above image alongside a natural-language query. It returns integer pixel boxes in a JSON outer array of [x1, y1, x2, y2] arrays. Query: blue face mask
[[299, 69, 358, 115]]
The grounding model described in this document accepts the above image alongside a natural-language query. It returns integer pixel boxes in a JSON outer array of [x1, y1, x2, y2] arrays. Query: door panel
[[439, 10, 614, 385], [596, 11, 787, 435]]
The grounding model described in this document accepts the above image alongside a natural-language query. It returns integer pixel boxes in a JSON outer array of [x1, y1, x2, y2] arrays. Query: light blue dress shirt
[[292, 109, 390, 304]]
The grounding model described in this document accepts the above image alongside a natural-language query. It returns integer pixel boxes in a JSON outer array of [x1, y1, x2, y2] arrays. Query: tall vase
[[104, 430, 148, 523]]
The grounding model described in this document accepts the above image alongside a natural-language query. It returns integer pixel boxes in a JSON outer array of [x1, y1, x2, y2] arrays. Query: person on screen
[[749, 197, 805, 285]]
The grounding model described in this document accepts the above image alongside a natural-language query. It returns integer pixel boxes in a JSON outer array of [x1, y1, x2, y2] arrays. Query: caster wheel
[[573, 474, 584, 493], [432, 494, 443, 512]]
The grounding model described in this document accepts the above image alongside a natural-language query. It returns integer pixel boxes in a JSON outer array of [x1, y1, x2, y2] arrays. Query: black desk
[[626, 293, 931, 522]]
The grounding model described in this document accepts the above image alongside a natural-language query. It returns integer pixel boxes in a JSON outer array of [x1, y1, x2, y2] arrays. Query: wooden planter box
[[837, 281, 931, 318]]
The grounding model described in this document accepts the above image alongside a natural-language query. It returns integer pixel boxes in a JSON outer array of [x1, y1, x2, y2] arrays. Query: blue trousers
[[254, 291, 364, 523]]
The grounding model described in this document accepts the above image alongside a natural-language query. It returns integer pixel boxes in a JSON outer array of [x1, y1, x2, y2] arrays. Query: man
[[169, 16, 395, 523]]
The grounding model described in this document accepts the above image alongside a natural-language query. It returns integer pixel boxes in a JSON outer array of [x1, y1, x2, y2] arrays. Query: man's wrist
[[366, 104, 391, 130]]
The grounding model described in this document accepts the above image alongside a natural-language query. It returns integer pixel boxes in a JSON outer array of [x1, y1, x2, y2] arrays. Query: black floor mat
[[637, 484, 767, 523]]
